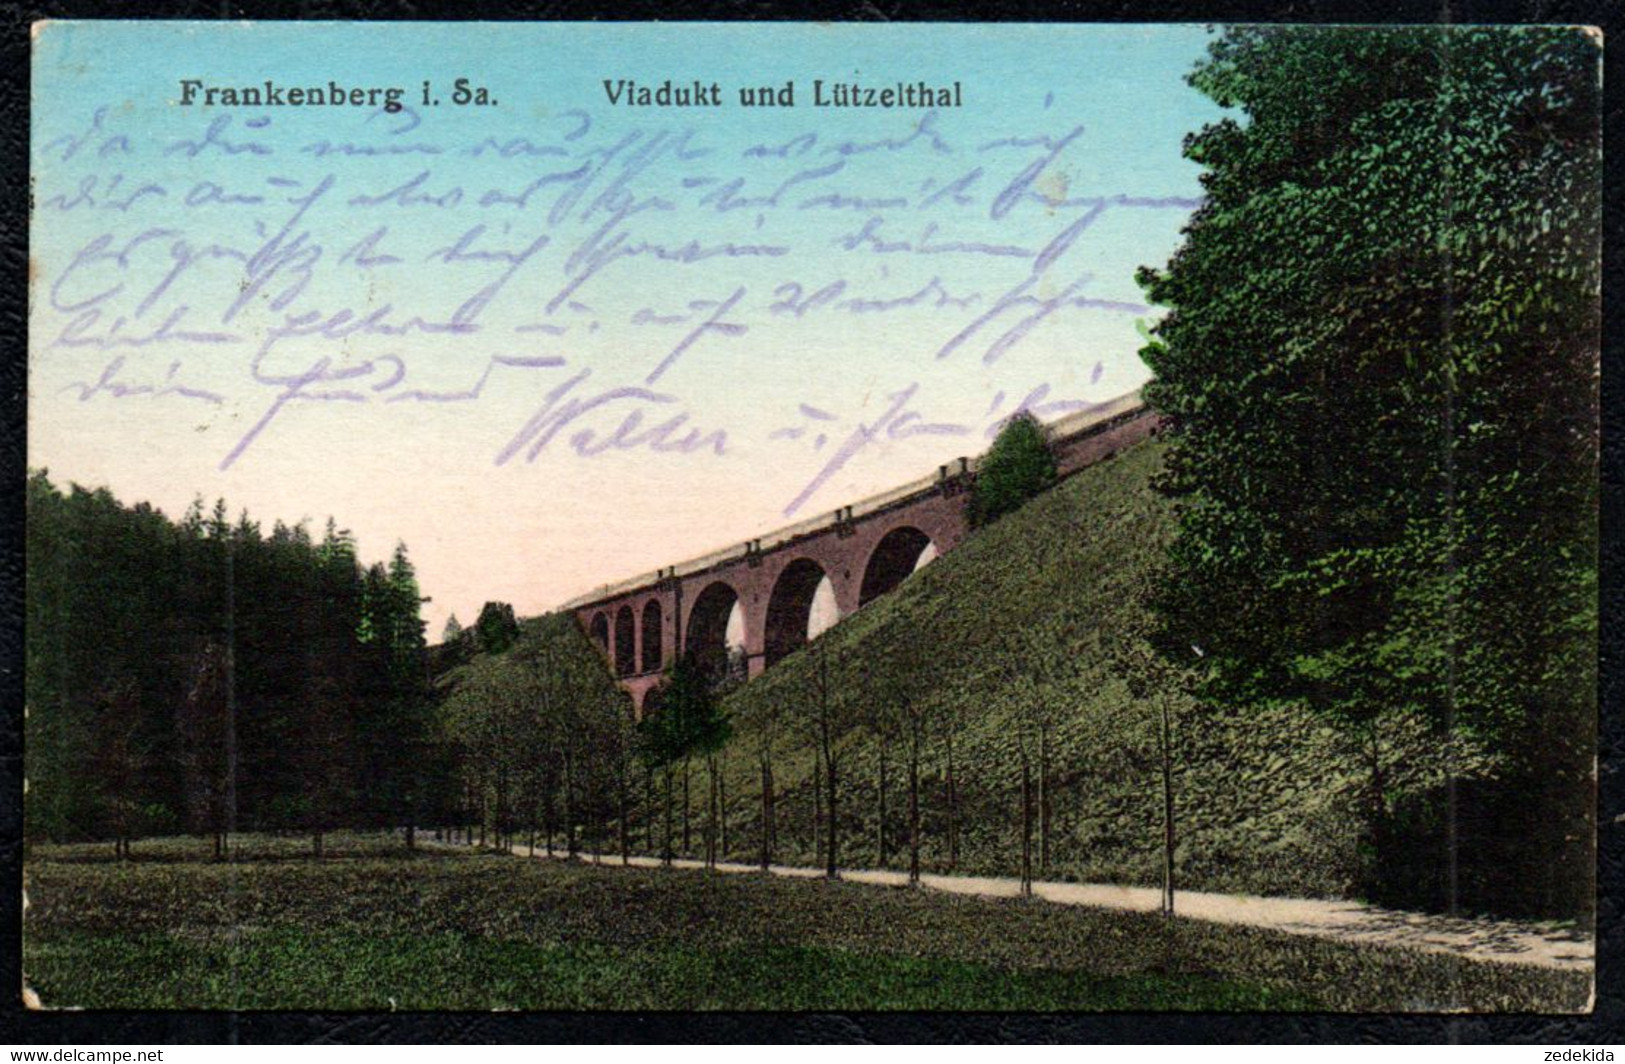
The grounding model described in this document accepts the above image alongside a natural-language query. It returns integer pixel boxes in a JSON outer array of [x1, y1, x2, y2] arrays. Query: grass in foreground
[[23, 836, 1590, 1012]]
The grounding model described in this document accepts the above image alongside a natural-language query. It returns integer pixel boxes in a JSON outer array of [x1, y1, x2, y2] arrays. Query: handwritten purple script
[[36, 103, 1195, 514]]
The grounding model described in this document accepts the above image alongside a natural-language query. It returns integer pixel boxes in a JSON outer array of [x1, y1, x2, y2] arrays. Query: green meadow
[[24, 834, 1587, 1012]]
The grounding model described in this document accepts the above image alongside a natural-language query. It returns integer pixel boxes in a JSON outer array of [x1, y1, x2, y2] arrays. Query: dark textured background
[[1, 0, 1620, 1043]]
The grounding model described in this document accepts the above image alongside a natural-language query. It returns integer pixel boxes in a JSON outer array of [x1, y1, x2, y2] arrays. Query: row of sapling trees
[[644, 613, 1192, 909], [625, 411, 1068, 881], [439, 409, 1170, 887], [671, 623, 1073, 892], [773, 415, 1061, 881]]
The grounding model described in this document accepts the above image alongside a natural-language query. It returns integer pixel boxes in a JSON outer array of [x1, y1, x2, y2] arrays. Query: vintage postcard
[[24, 21, 1599, 1013]]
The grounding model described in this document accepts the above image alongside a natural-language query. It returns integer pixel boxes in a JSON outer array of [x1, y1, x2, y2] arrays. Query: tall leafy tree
[[639, 652, 730, 866], [1137, 27, 1599, 916], [803, 642, 859, 878]]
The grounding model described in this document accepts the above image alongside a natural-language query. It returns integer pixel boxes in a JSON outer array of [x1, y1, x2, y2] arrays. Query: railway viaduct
[[563, 392, 1158, 713]]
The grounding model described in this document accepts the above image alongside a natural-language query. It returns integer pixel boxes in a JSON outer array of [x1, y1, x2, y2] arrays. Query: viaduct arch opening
[[765, 558, 831, 668], [859, 526, 937, 606], [687, 581, 742, 679], [640, 600, 663, 673], [589, 613, 610, 655]]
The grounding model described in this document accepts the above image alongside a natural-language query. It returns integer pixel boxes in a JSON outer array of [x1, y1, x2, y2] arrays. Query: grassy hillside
[[668, 437, 1464, 901]]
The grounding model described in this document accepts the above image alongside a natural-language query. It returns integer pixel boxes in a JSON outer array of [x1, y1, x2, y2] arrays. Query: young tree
[[749, 694, 783, 871], [1002, 625, 1069, 880], [639, 652, 731, 868], [869, 701, 897, 869], [991, 636, 1044, 897], [438, 614, 476, 672], [92, 680, 146, 860], [1137, 26, 1599, 918], [1108, 616, 1193, 920], [870, 620, 936, 885], [611, 707, 635, 864], [176, 641, 234, 860], [969, 412, 1058, 529], [24, 471, 444, 855], [805, 643, 858, 878], [940, 699, 963, 874]]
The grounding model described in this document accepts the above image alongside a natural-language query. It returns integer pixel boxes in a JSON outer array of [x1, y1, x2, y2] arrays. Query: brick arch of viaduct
[[580, 491, 966, 713], [570, 398, 1159, 714]]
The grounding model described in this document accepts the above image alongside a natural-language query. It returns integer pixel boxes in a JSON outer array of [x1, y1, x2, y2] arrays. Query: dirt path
[[434, 838, 1592, 972]]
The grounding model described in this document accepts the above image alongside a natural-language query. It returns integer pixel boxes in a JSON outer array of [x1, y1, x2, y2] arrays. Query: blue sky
[[30, 21, 1224, 632]]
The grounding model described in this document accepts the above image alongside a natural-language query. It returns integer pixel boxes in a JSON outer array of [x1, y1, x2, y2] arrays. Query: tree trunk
[[1039, 725, 1051, 877], [908, 732, 921, 886], [663, 764, 675, 866], [1365, 721, 1389, 894], [313, 831, 323, 860], [1020, 754, 1034, 897], [813, 746, 824, 869], [946, 730, 959, 873], [876, 741, 888, 867], [825, 751, 839, 879], [1160, 695, 1176, 918], [760, 752, 775, 871], [718, 751, 728, 861], [564, 750, 578, 859], [495, 771, 507, 853], [619, 758, 630, 865], [405, 822, 415, 851], [544, 773, 556, 856], [682, 759, 691, 856]]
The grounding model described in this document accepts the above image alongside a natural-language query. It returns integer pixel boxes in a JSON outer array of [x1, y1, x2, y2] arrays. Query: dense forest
[[24, 471, 449, 853]]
